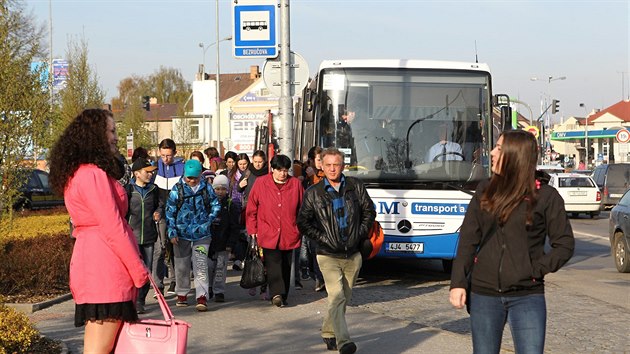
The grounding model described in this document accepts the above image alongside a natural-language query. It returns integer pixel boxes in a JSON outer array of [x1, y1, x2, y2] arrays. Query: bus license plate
[[388, 242, 424, 253]]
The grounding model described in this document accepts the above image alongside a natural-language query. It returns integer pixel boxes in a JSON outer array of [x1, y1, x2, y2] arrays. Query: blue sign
[[233, 2, 278, 59], [552, 128, 626, 140]]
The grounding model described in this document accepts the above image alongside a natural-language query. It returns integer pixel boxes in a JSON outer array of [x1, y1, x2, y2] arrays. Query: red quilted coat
[[246, 174, 303, 250]]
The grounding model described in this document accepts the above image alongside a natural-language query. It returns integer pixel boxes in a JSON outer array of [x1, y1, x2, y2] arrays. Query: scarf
[[249, 163, 269, 177]]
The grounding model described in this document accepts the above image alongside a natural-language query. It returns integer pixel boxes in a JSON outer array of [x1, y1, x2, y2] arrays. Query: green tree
[[51, 35, 105, 141], [0, 0, 50, 217]]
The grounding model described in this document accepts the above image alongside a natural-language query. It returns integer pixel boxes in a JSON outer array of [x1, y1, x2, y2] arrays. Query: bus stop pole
[[278, 0, 294, 164], [279, 0, 297, 292]]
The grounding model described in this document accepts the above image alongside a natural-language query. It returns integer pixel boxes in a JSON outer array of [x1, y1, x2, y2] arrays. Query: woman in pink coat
[[49, 109, 149, 353], [246, 154, 303, 307]]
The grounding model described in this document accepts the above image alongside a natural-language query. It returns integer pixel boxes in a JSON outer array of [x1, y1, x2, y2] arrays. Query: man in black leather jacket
[[297, 148, 376, 354]]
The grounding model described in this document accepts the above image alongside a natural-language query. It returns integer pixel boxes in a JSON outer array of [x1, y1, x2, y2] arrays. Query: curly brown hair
[[49, 108, 123, 195]]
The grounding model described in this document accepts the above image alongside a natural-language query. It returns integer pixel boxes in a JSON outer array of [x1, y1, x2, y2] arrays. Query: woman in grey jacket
[[449, 130, 574, 354]]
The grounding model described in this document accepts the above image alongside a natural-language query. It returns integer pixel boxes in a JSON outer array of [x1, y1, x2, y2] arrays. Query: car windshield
[[558, 177, 594, 188], [608, 166, 630, 187]]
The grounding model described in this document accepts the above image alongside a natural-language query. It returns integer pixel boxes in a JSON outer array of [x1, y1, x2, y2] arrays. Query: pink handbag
[[114, 276, 191, 354]]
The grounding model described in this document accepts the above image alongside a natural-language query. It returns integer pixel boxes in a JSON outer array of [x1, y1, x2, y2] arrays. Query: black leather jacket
[[297, 176, 376, 258]]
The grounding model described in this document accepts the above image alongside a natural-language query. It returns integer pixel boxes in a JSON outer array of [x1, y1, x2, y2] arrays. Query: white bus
[[295, 59, 511, 271]]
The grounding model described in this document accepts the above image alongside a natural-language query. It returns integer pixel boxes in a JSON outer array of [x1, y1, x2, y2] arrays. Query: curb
[[5, 293, 72, 314]]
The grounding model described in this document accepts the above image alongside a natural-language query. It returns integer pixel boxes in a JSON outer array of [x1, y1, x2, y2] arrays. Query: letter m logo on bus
[[377, 201, 400, 215]]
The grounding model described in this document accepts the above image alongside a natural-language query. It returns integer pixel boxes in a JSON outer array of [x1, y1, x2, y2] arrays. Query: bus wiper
[[435, 181, 475, 196], [404, 91, 464, 169], [404, 113, 436, 168]]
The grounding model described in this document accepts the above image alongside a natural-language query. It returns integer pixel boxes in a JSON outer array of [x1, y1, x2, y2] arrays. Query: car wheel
[[590, 211, 599, 219], [613, 233, 630, 273]]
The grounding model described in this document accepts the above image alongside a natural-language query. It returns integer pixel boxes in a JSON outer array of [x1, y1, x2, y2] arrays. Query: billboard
[[52, 59, 69, 96]]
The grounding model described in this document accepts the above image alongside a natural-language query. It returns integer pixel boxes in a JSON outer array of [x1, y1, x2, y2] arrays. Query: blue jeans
[[137, 243, 155, 305], [470, 292, 546, 354]]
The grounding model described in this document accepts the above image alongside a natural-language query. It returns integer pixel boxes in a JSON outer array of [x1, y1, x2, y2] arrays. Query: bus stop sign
[[232, 0, 278, 59]]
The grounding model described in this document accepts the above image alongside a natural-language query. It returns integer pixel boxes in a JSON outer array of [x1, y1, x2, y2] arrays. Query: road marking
[[573, 230, 608, 240]]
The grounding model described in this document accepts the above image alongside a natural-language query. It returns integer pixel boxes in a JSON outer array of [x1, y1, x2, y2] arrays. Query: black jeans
[[262, 248, 293, 301]]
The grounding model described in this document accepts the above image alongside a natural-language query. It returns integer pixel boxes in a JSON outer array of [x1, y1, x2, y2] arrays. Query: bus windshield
[[316, 67, 492, 184]]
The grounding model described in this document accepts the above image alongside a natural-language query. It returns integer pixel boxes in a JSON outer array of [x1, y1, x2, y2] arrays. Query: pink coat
[[246, 174, 303, 250], [64, 164, 148, 304]]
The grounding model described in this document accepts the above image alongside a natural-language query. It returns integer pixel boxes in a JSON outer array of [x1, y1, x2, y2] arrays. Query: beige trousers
[[317, 252, 362, 348]]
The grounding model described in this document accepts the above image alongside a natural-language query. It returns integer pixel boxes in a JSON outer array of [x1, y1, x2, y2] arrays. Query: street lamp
[[198, 35, 232, 77], [580, 103, 589, 167], [548, 76, 566, 83], [531, 75, 567, 161]]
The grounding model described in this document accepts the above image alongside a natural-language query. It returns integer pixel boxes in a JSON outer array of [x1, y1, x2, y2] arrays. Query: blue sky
[[27, 0, 629, 120]]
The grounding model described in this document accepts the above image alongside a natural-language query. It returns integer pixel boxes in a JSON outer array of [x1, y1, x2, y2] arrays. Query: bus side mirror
[[302, 86, 315, 122], [501, 106, 513, 131], [493, 94, 512, 131]]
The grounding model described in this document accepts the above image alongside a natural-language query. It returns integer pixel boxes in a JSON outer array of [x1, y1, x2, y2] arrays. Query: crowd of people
[[48, 108, 573, 354]]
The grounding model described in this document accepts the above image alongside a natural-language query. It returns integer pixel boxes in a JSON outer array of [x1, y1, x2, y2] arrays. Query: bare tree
[[112, 67, 192, 153]]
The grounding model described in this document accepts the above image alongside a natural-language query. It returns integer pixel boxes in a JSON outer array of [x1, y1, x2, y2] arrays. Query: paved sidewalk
[[30, 271, 473, 353]]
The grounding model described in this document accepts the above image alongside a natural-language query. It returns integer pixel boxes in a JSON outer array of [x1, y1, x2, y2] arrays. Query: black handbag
[[239, 237, 267, 289], [465, 221, 497, 314]]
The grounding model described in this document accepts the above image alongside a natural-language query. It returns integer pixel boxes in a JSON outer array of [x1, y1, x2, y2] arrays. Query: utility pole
[[215, 0, 221, 153], [278, 0, 294, 163]]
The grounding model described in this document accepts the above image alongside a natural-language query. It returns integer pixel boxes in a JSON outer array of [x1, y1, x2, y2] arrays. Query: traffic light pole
[[537, 102, 553, 160]]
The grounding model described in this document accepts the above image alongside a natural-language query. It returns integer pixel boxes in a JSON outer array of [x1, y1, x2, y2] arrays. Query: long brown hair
[[49, 109, 123, 194], [480, 130, 538, 225]]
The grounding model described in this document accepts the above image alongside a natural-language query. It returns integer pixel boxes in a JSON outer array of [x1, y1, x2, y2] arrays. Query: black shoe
[[166, 282, 176, 295], [323, 337, 337, 351], [295, 281, 303, 290], [315, 279, 326, 292], [214, 293, 225, 303], [300, 268, 311, 280], [152, 287, 164, 299], [136, 303, 145, 314], [339, 342, 356, 354]]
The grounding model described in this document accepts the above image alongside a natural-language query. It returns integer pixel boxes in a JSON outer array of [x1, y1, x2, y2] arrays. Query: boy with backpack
[[165, 159, 220, 312], [207, 174, 241, 303], [126, 157, 162, 314]]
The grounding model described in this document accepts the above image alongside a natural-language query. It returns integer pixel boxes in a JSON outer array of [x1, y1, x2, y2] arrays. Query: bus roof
[[318, 59, 491, 74]]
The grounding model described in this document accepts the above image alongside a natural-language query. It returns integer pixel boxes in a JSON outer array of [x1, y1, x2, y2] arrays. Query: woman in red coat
[[246, 154, 304, 307], [49, 109, 149, 353]]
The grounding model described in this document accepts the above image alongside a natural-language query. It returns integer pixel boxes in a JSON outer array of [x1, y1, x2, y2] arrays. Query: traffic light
[[552, 99, 560, 114], [142, 96, 150, 111]]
